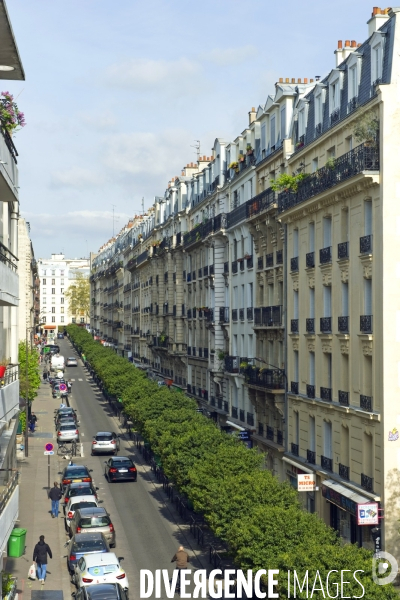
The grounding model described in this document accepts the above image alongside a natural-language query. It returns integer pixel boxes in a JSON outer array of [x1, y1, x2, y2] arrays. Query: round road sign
[[45, 443, 54, 452], [59, 384, 67, 392]]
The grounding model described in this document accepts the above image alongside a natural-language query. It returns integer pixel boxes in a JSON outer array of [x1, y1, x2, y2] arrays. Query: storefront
[[284, 460, 315, 513], [322, 480, 377, 550]]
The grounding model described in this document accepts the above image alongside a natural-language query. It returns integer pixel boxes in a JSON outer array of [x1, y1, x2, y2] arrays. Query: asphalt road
[[57, 338, 198, 600]]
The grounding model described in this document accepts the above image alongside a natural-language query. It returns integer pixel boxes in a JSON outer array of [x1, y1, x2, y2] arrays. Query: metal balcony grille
[[338, 390, 349, 406], [338, 316, 349, 333], [319, 246, 332, 264], [307, 450, 316, 464], [360, 394, 372, 412], [320, 387, 332, 401], [338, 241, 349, 259], [320, 317, 332, 333], [291, 443, 299, 456], [291, 381, 299, 394], [360, 234, 372, 254], [306, 252, 315, 268], [306, 318, 315, 333], [306, 384, 315, 398], [321, 455, 333, 471], [360, 315, 372, 333]]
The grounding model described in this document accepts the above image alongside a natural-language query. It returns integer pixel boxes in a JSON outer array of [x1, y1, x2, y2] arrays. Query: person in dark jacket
[[171, 546, 190, 591], [33, 535, 52, 583], [48, 481, 63, 518]]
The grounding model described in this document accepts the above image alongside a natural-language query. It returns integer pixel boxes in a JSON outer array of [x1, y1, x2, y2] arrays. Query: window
[[43, 297, 47, 304], [309, 416, 316, 452], [312, 158, 318, 173], [270, 114, 276, 147], [248, 283, 253, 307], [298, 109, 305, 136], [294, 411, 299, 445], [42, 316, 46, 323], [323, 217, 332, 247], [42, 278, 46, 285], [342, 283, 349, 316], [349, 65, 357, 99], [364, 200, 372, 236], [364, 279, 372, 315], [52, 270, 55, 276], [61, 307, 64, 314], [372, 43, 383, 82], [61, 289, 64, 294], [331, 80, 339, 111], [52, 297, 55, 304], [315, 94, 322, 126], [309, 352, 315, 385], [261, 123, 266, 152], [323, 421, 332, 459], [80, 318, 85, 323], [51, 316, 55, 323], [294, 350, 299, 382], [248, 334, 253, 358], [293, 229, 299, 257], [52, 279, 55, 285], [309, 288, 315, 318], [323, 286, 332, 318], [61, 298, 64, 304], [293, 291, 299, 319], [51, 307, 55, 314], [61, 279, 64, 285], [309, 222, 315, 251], [233, 286, 238, 309], [52, 288, 55, 295]]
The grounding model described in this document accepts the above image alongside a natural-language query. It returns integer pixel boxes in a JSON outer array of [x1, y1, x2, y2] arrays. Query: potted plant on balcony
[[270, 172, 309, 193], [246, 144, 253, 155], [353, 112, 379, 147], [0, 91, 26, 136], [217, 349, 226, 361], [0, 358, 9, 378], [228, 161, 239, 174], [244, 253, 251, 260]]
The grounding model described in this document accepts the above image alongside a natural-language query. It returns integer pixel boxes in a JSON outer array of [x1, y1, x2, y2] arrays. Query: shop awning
[[282, 456, 314, 474], [322, 479, 380, 503], [225, 420, 245, 432], [43, 325, 56, 330]]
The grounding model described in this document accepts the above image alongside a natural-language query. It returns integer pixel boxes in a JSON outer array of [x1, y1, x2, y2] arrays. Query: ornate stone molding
[[291, 337, 299, 351], [319, 334, 333, 353], [320, 263, 332, 286], [360, 254, 373, 280], [337, 334, 350, 354], [292, 278, 299, 291], [360, 335, 373, 356]]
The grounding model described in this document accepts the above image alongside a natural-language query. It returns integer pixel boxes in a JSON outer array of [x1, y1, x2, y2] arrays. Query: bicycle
[[71, 440, 78, 457], [57, 442, 70, 456]]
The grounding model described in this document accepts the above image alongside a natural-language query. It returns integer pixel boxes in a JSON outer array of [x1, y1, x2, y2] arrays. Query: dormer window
[[327, 70, 343, 125], [349, 66, 357, 98], [298, 108, 305, 137], [331, 80, 340, 110], [372, 42, 383, 83]]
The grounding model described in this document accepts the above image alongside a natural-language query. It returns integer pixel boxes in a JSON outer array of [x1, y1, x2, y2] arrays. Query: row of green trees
[[18, 341, 41, 432], [67, 324, 394, 598]]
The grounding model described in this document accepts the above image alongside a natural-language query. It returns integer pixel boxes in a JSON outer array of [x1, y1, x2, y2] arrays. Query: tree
[[18, 341, 41, 402], [65, 272, 90, 323]]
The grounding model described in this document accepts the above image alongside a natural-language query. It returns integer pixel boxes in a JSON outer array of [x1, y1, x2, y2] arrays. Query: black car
[[63, 482, 99, 508], [73, 583, 128, 600], [66, 532, 109, 574], [60, 464, 93, 492], [104, 456, 137, 483]]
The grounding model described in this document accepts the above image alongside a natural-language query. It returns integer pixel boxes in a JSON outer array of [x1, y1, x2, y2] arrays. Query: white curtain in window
[[364, 201, 372, 236], [309, 352, 315, 385], [323, 286, 332, 317], [342, 282, 349, 316], [309, 288, 315, 318], [323, 421, 332, 458], [323, 217, 332, 247]]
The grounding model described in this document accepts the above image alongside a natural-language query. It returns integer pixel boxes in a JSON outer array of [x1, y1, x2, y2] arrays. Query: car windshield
[[80, 516, 110, 527], [60, 424, 76, 431], [72, 540, 106, 552], [65, 468, 88, 478], [72, 501, 97, 510], [70, 487, 94, 497], [96, 434, 112, 441], [113, 460, 132, 467], [87, 565, 119, 576]]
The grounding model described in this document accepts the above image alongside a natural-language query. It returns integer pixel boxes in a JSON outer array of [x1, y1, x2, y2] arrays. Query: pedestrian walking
[[33, 535, 52, 583], [171, 546, 190, 591], [48, 481, 63, 518]]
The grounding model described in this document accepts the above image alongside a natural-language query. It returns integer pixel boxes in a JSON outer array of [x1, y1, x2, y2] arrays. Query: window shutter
[[364, 201, 372, 236], [280, 106, 286, 139], [309, 416, 315, 452], [323, 286, 332, 317]]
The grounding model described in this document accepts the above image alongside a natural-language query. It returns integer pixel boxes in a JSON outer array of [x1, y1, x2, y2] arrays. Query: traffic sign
[[44, 451, 54, 455], [45, 443, 54, 452], [59, 384, 67, 392]]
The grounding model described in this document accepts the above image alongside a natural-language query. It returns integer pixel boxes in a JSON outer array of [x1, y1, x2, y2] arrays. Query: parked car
[[57, 332, 64, 339], [60, 465, 93, 492], [55, 406, 77, 420], [65, 496, 100, 530], [66, 532, 109, 574], [73, 553, 128, 590], [57, 422, 79, 444], [91, 432, 120, 456], [63, 482, 98, 507], [72, 583, 128, 600], [70, 507, 116, 547], [56, 413, 79, 429], [66, 357, 78, 367], [104, 457, 137, 483]]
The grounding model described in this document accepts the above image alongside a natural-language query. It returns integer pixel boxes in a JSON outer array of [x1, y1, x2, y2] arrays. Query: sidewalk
[[5, 375, 72, 600]]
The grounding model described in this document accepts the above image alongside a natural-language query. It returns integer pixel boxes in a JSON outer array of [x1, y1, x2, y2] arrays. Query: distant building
[[17, 218, 38, 340], [37, 254, 90, 334]]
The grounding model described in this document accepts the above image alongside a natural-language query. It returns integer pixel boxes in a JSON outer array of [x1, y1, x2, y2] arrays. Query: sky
[[4, 0, 373, 258]]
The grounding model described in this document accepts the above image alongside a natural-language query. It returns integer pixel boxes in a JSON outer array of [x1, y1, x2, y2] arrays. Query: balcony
[[239, 259, 245, 272], [205, 309, 214, 323], [247, 412, 254, 427], [0, 471, 19, 558], [266, 425, 274, 440], [360, 394, 372, 412], [338, 316, 349, 333], [360, 315, 373, 334], [291, 381, 299, 394], [338, 241, 349, 260], [198, 268, 203, 279], [0, 243, 18, 306], [258, 423, 264, 437], [278, 143, 379, 213], [277, 430, 283, 445], [319, 246, 332, 264], [187, 273, 192, 283], [239, 308, 245, 321], [231, 406, 238, 419], [321, 456, 333, 471], [361, 473, 373, 492], [247, 187, 276, 219], [254, 305, 282, 327], [360, 234, 372, 254], [192, 271, 196, 281], [0, 129, 19, 201], [192, 347, 197, 357], [0, 368, 19, 421], [306, 252, 315, 268], [173, 305, 176, 316], [183, 215, 226, 248], [203, 266, 208, 277], [247, 307, 253, 321], [291, 257, 299, 272], [306, 384, 315, 399], [257, 257, 264, 270], [291, 319, 299, 333], [306, 318, 315, 333], [232, 309, 238, 321], [232, 261, 238, 274], [239, 409, 245, 422], [320, 317, 332, 333], [291, 443, 299, 456], [307, 449, 316, 464], [218, 307, 229, 323], [276, 250, 283, 265], [266, 253, 273, 268], [224, 355, 239, 373], [320, 387, 332, 401], [338, 390, 349, 406], [246, 255, 253, 269], [245, 368, 285, 391], [339, 464, 350, 480], [203, 348, 209, 359]]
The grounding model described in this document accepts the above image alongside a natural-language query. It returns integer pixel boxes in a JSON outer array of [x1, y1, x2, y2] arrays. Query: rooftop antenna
[[190, 140, 201, 162], [142, 197, 144, 215]]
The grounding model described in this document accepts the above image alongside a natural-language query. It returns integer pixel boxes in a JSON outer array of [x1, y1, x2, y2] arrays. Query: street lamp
[[25, 317, 45, 457]]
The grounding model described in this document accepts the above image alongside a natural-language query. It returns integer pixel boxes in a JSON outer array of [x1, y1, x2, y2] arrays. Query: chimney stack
[[367, 7, 390, 36], [248, 106, 256, 125], [335, 38, 359, 66]]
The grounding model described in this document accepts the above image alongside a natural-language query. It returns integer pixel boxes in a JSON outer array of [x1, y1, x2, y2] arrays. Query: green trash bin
[[8, 528, 27, 557]]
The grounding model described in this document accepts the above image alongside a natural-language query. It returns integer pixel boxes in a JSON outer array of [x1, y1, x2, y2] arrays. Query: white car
[[73, 552, 128, 589], [65, 496, 99, 530], [66, 357, 78, 367]]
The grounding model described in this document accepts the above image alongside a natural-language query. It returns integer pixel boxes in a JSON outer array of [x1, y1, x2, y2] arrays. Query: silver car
[[57, 422, 79, 444], [91, 432, 120, 456], [70, 507, 116, 547], [66, 357, 78, 367]]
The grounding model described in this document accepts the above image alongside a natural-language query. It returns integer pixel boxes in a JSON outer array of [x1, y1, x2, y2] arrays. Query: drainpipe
[[283, 223, 288, 455]]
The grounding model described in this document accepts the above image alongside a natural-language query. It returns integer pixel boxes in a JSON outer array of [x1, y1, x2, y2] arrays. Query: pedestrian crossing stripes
[[70, 379, 75, 382], [78, 378, 83, 381]]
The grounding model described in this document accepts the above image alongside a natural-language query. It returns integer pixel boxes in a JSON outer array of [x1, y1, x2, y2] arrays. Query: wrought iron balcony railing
[[320, 246, 332, 264], [291, 381, 299, 394], [231, 406, 238, 419], [232, 261, 238, 274], [338, 316, 349, 333], [339, 464, 350, 480], [239, 308, 245, 321], [306, 318, 315, 333], [232, 309, 238, 321], [306, 252, 315, 268], [219, 307, 229, 323], [266, 253, 273, 267], [277, 430, 283, 445], [321, 455, 333, 471], [338, 390, 349, 406], [320, 317, 332, 333], [239, 409, 245, 422], [247, 412, 254, 426], [360, 394, 372, 412], [245, 368, 285, 390], [306, 384, 315, 398], [224, 261, 229, 274], [247, 307, 253, 320], [254, 305, 282, 327], [338, 241, 349, 259], [360, 234, 372, 254], [257, 256, 263, 270], [291, 443, 299, 456], [360, 315, 372, 333], [361, 473, 373, 492], [276, 249, 283, 265], [224, 355, 240, 373], [320, 387, 332, 401], [266, 425, 274, 440], [291, 257, 299, 272], [307, 450, 316, 464], [291, 319, 299, 333], [278, 143, 379, 213]]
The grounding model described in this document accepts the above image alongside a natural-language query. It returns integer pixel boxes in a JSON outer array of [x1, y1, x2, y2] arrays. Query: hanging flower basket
[[0, 91, 25, 135]]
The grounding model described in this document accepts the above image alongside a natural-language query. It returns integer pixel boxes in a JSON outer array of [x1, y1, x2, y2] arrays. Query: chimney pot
[[252, 107, 255, 111], [372, 6, 379, 15], [345, 40, 350, 47], [357, 43, 362, 47], [304, 77, 308, 83], [351, 40, 357, 47], [285, 78, 289, 83], [291, 78, 295, 83], [298, 78, 301, 83], [279, 77, 283, 82], [310, 78, 314, 83], [338, 40, 343, 49]]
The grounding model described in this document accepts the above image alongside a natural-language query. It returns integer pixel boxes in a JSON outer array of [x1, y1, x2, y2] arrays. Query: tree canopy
[[65, 272, 90, 322]]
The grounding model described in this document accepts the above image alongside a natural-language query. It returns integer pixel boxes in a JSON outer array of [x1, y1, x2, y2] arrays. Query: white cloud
[[77, 111, 117, 130], [103, 57, 200, 89], [50, 167, 106, 189], [200, 45, 256, 66]]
